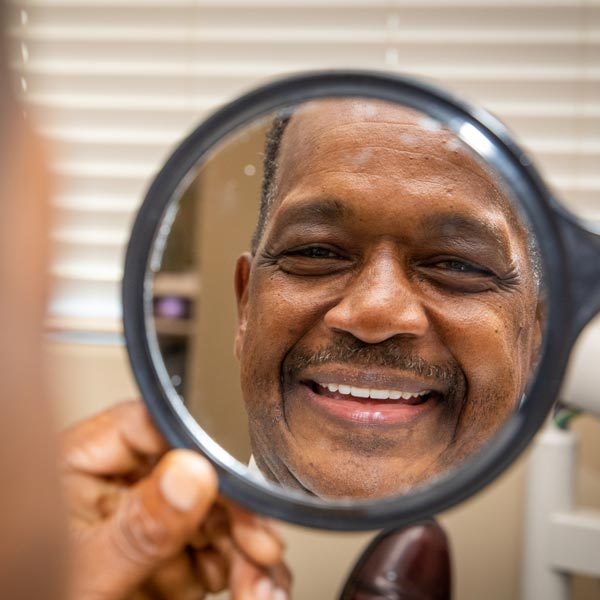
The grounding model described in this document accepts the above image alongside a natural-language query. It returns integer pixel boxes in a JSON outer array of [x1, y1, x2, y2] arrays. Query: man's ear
[[234, 252, 252, 360]]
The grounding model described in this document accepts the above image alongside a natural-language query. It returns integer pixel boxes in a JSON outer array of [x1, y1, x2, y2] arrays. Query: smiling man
[[234, 98, 543, 500]]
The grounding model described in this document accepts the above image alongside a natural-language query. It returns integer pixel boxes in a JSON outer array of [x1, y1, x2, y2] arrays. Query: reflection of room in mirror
[[153, 193, 198, 400], [150, 98, 545, 501], [153, 119, 268, 463]]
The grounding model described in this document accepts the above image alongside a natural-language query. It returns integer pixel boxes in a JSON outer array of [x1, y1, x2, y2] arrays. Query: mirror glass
[[146, 97, 546, 502]]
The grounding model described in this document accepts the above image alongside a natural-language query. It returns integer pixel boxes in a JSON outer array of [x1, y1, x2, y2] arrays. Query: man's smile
[[297, 379, 443, 427], [283, 364, 451, 427], [279, 335, 464, 430], [312, 382, 431, 403]]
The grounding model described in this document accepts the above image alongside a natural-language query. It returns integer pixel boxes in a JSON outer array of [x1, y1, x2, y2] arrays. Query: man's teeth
[[322, 383, 429, 401]]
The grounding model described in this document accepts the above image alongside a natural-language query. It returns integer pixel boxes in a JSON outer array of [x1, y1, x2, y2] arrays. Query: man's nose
[[324, 253, 429, 344]]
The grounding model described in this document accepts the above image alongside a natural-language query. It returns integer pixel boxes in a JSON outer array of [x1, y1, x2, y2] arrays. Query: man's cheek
[[263, 274, 345, 310], [438, 307, 522, 399], [459, 330, 519, 387], [436, 300, 520, 360], [251, 286, 326, 336]]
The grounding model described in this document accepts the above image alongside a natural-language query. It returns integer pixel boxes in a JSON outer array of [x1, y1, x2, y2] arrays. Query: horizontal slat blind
[[6, 0, 600, 332]]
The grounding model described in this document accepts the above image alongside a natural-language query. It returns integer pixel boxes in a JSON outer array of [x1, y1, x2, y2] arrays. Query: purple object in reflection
[[154, 296, 189, 319]]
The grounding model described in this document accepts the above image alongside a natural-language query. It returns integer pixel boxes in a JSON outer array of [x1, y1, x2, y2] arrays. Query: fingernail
[[160, 453, 210, 511], [254, 577, 274, 600], [273, 588, 288, 600]]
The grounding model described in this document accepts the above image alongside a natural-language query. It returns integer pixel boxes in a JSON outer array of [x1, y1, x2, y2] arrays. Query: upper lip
[[298, 364, 447, 395]]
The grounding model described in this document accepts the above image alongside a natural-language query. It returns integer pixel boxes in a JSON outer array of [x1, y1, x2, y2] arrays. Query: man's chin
[[292, 470, 436, 501], [254, 450, 452, 500]]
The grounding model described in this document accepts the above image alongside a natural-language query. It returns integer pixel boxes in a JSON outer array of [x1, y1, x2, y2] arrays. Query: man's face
[[235, 99, 542, 499]]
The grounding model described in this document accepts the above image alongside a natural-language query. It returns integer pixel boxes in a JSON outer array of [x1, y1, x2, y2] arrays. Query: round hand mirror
[[123, 71, 600, 530]]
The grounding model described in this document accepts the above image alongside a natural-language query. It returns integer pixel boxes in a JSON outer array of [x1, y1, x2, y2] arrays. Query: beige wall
[[46, 340, 600, 600]]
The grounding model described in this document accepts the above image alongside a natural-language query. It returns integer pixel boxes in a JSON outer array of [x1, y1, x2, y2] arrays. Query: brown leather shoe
[[338, 520, 451, 600]]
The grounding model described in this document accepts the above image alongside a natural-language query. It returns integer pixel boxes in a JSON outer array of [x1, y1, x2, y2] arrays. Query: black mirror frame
[[123, 70, 600, 531]]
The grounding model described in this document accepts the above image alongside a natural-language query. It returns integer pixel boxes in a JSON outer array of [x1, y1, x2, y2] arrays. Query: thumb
[[75, 450, 218, 600]]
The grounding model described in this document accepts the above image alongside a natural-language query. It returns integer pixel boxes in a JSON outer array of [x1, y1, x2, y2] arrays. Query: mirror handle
[[558, 208, 600, 343]]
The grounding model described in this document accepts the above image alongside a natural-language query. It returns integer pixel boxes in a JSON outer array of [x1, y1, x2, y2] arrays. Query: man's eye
[[275, 245, 348, 276], [289, 247, 339, 259], [435, 260, 490, 275], [421, 258, 499, 293]]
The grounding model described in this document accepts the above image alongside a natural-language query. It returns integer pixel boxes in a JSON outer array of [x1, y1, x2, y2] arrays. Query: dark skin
[[235, 99, 542, 500]]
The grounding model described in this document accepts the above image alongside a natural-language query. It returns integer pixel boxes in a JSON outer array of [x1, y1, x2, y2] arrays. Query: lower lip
[[301, 384, 438, 426]]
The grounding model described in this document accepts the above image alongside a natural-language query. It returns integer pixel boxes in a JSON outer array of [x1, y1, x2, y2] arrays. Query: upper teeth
[[322, 383, 429, 401]]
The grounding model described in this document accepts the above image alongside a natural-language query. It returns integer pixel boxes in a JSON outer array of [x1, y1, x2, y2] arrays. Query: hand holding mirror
[[123, 71, 600, 530]]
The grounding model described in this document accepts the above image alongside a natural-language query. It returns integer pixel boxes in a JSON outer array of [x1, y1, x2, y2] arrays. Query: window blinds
[[6, 0, 600, 333]]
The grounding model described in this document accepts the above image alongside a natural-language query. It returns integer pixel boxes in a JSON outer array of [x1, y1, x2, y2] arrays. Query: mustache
[[283, 335, 463, 387]]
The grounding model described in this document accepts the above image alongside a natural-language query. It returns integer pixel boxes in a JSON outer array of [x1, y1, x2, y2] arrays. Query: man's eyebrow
[[271, 197, 353, 229], [421, 213, 513, 251]]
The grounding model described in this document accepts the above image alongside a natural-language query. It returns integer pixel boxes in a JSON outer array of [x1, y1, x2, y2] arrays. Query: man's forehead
[[269, 98, 524, 233], [283, 99, 456, 154], [287, 97, 430, 130], [277, 99, 497, 195]]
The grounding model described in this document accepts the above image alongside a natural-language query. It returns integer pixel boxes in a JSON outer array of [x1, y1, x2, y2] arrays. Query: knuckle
[[110, 496, 174, 566]]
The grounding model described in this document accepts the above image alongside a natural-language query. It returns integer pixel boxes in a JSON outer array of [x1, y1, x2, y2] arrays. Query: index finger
[[224, 500, 285, 568], [61, 400, 169, 476], [202, 501, 284, 567]]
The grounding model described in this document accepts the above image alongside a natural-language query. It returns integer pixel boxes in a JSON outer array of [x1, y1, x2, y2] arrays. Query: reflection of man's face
[[234, 99, 542, 499]]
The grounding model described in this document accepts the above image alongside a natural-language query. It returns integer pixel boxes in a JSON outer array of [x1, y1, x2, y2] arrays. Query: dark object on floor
[[339, 520, 451, 600]]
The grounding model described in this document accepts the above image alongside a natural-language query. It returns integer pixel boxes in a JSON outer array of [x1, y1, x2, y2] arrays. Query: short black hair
[[251, 113, 292, 254]]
